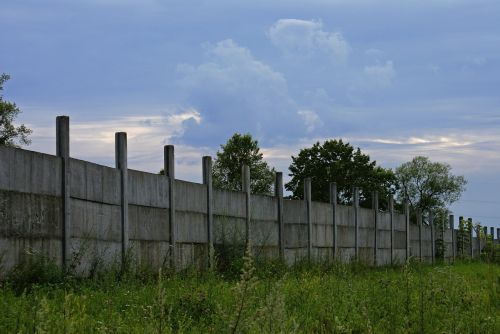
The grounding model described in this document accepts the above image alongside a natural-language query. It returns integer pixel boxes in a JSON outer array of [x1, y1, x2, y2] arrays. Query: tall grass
[[0, 256, 498, 333]]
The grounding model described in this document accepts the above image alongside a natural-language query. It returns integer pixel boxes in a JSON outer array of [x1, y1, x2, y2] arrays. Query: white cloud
[[297, 109, 323, 133], [267, 19, 350, 62], [176, 39, 304, 142], [178, 39, 288, 97], [364, 60, 397, 87]]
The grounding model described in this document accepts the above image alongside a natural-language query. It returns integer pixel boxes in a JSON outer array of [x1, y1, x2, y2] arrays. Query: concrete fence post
[[405, 202, 410, 261], [372, 191, 379, 266], [329, 182, 338, 260], [164, 145, 176, 269], [482, 226, 488, 254], [490, 227, 494, 240], [389, 197, 394, 265], [242, 164, 251, 246], [417, 208, 422, 261], [459, 216, 465, 257], [449, 214, 455, 262], [304, 178, 312, 262], [497, 228, 500, 244], [115, 132, 129, 268], [477, 225, 482, 255], [275, 172, 284, 260], [429, 210, 435, 264], [468, 218, 473, 258], [353, 187, 359, 261], [56, 116, 71, 268], [441, 213, 445, 261], [202, 156, 214, 269]]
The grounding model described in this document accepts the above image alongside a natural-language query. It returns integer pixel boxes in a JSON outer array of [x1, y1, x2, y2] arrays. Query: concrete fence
[[1, 116, 499, 275]]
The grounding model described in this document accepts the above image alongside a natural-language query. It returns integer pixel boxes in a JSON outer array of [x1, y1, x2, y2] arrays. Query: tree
[[0, 73, 32, 147], [212, 133, 275, 195], [286, 139, 396, 206], [395, 156, 466, 214]]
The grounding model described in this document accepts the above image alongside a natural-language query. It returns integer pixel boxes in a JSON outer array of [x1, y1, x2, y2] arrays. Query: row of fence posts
[[54, 116, 498, 271]]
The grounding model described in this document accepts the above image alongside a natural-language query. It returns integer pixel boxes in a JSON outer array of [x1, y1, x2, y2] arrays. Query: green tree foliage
[[285, 139, 396, 206], [212, 133, 275, 195], [395, 156, 466, 213], [0, 73, 32, 147]]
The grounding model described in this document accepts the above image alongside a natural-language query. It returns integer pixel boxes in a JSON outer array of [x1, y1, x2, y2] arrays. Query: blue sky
[[2, 0, 500, 229]]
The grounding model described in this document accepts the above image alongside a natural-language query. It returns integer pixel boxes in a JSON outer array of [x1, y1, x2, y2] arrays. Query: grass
[[0, 257, 498, 333]]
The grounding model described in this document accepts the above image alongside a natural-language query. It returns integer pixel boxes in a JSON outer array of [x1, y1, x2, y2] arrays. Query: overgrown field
[[0, 257, 498, 333]]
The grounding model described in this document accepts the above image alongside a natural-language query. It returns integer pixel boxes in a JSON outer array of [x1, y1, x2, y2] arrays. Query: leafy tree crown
[[212, 133, 275, 195], [0, 73, 32, 147], [395, 156, 466, 214], [286, 139, 396, 206]]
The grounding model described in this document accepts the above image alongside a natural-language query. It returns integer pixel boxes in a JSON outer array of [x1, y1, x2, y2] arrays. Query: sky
[[1, 0, 500, 229]]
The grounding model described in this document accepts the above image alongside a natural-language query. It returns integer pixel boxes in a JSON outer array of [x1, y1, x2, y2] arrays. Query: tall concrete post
[[490, 227, 494, 240], [497, 228, 500, 244], [388, 197, 394, 265], [242, 164, 251, 246], [275, 172, 285, 261], [56, 116, 71, 268], [353, 187, 360, 261], [164, 145, 176, 269], [202, 156, 214, 269], [417, 209, 423, 261], [449, 214, 455, 262], [482, 226, 488, 254], [115, 132, 128, 268], [304, 178, 312, 262], [405, 201, 410, 261], [459, 216, 465, 257], [477, 225, 482, 256], [441, 213, 445, 261], [468, 218, 473, 258], [429, 211, 435, 264], [372, 191, 379, 266], [329, 182, 338, 260]]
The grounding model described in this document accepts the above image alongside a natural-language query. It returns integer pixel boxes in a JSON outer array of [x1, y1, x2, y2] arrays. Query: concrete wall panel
[[313, 223, 333, 247], [336, 205, 352, 226], [337, 225, 355, 247], [0, 190, 62, 238], [283, 199, 305, 224], [214, 215, 246, 244], [128, 169, 168, 208], [0, 146, 61, 196], [394, 230, 407, 249], [250, 194, 277, 221], [251, 220, 278, 246], [0, 237, 62, 274], [176, 211, 207, 243], [378, 230, 391, 249], [379, 212, 391, 230], [71, 159, 120, 205], [394, 213, 406, 231], [129, 204, 169, 241], [213, 189, 246, 218], [71, 199, 121, 241], [359, 207, 374, 228], [359, 227, 374, 248], [284, 223, 308, 248], [312, 202, 333, 225]]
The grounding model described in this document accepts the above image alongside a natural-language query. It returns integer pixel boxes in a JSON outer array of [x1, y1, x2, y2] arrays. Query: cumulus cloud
[[364, 60, 397, 87], [176, 39, 303, 145], [267, 19, 350, 62]]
